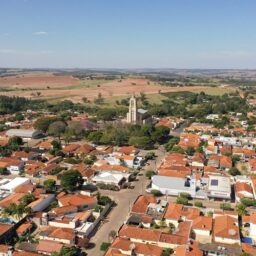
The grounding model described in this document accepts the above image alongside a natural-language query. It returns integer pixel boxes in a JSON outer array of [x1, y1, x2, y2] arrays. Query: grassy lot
[[191, 86, 237, 95], [98, 86, 237, 107], [105, 93, 168, 106]]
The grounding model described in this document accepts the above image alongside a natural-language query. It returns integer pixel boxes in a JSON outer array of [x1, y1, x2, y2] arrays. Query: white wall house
[[6, 162, 24, 175], [28, 194, 55, 212]]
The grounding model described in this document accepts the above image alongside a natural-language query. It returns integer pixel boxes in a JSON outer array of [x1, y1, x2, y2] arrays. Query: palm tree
[[236, 203, 247, 216]]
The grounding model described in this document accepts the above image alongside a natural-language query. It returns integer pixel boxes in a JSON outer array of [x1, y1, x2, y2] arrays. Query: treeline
[[0, 96, 45, 114], [86, 124, 170, 149], [148, 91, 248, 118]]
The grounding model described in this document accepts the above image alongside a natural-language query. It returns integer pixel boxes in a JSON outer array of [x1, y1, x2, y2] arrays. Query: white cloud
[[34, 31, 48, 36]]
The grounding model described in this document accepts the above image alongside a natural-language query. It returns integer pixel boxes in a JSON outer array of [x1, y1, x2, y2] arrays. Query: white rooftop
[[92, 172, 127, 184], [208, 175, 231, 193], [0, 177, 30, 192]]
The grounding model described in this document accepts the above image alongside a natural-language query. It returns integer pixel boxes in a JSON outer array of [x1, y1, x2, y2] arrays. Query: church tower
[[127, 95, 138, 124]]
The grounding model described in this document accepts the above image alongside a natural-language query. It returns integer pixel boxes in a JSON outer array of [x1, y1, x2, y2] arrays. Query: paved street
[[170, 121, 188, 137], [86, 170, 149, 256], [86, 148, 166, 256]]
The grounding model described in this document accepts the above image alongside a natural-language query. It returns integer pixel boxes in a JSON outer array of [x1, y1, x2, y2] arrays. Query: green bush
[[176, 197, 188, 205], [179, 192, 190, 199], [100, 242, 111, 251], [151, 189, 163, 197], [220, 203, 232, 210], [145, 151, 156, 161], [241, 198, 256, 207], [194, 201, 203, 208], [145, 170, 156, 179], [161, 248, 174, 256], [98, 196, 112, 206]]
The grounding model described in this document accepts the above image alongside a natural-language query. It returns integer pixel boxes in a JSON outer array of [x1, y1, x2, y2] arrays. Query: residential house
[[191, 216, 213, 244], [164, 203, 200, 227], [213, 215, 240, 245], [235, 181, 254, 202], [58, 193, 97, 210], [39, 227, 75, 245], [0, 158, 24, 175], [106, 237, 163, 256]]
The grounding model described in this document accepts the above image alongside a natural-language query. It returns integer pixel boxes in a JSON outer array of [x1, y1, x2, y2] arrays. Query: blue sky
[[0, 0, 256, 69]]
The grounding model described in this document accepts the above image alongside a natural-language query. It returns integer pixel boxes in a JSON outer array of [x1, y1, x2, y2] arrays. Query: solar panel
[[211, 179, 218, 186]]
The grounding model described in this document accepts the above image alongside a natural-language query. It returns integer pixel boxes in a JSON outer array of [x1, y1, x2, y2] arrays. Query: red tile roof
[[164, 203, 200, 221], [58, 193, 97, 207], [131, 195, 157, 214], [213, 215, 240, 241]]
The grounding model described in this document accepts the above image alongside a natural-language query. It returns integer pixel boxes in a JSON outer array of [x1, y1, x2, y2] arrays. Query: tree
[[232, 155, 241, 165], [161, 248, 174, 256], [128, 136, 153, 149], [63, 128, 74, 143], [8, 136, 22, 146], [145, 152, 156, 161], [94, 92, 104, 105], [98, 196, 112, 206], [151, 126, 170, 143], [228, 167, 241, 176], [87, 131, 103, 144], [236, 203, 247, 216], [34, 117, 57, 132], [67, 121, 84, 139], [44, 179, 56, 193], [179, 192, 190, 199], [51, 140, 61, 150], [100, 242, 111, 251], [194, 201, 203, 208], [165, 136, 180, 152], [13, 113, 24, 121], [48, 121, 66, 139], [21, 194, 35, 205], [151, 189, 163, 197], [176, 196, 188, 205], [146, 170, 156, 179], [84, 155, 97, 166], [220, 203, 232, 210], [60, 170, 83, 192], [240, 253, 250, 256], [51, 246, 80, 256], [171, 146, 185, 154], [241, 198, 256, 207], [82, 97, 89, 103], [0, 167, 8, 175], [96, 108, 117, 121], [94, 204, 103, 213], [186, 146, 195, 156]]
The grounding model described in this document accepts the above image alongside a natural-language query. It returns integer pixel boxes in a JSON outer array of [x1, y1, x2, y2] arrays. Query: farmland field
[[0, 73, 237, 103]]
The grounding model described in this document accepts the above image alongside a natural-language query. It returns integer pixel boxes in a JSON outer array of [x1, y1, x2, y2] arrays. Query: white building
[[151, 175, 197, 198], [92, 171, 130, 189], [207, 176, 231, 200], [6, 129, 43, 140], [104, 155, 143, 169], [28, 194, 55, 212], [0, 177, 30, 193]]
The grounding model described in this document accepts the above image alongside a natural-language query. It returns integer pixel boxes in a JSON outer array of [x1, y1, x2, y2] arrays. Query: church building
[[126, 95, 152, 125]]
